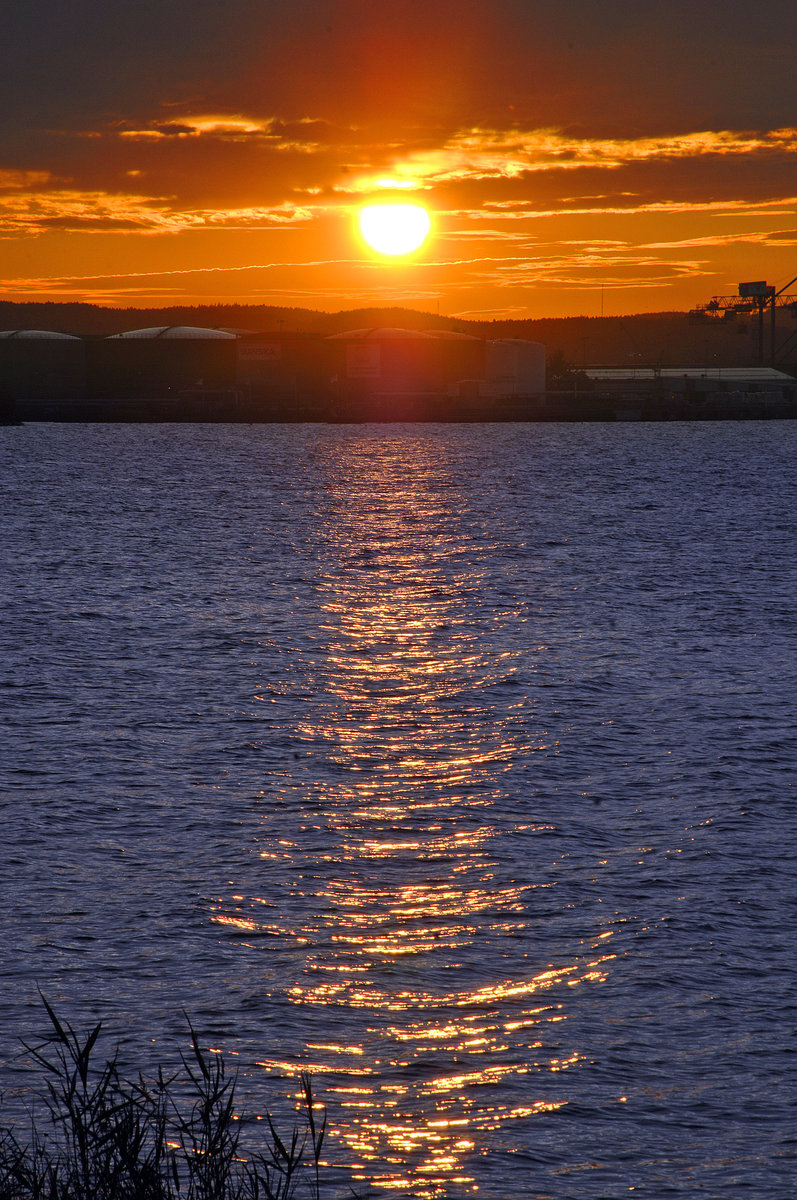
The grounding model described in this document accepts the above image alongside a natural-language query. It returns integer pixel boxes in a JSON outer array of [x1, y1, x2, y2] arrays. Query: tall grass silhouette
[[0, 996, 343, 1200]]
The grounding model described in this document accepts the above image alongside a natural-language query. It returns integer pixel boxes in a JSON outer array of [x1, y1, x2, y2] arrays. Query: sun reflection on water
[[210, 437, 613, 1195]]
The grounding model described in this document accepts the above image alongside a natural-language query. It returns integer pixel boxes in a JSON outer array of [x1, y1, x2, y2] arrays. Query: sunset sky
[[2, 0, 797, 318]]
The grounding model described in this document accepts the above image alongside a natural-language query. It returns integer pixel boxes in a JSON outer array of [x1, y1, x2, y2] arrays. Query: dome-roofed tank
[[426, 329, 481, 340], [109, 326, 237, 340], [326, 327, 435, 340], [0, 329, 80, 339], [0, 331, 85, 398], [87, 327, 238, 398]]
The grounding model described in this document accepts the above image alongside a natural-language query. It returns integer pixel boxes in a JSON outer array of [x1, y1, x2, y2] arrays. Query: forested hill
[[0, 301, 773, 368]]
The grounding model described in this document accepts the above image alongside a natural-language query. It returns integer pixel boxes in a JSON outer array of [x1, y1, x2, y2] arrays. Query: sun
[[359, 203, 431, 256]]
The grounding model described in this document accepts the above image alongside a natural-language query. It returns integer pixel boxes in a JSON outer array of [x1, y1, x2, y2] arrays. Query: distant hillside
[[1, 300, 794, 369]]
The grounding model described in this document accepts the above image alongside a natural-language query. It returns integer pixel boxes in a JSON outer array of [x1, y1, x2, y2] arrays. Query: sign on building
[[239, 343, 282, 362]]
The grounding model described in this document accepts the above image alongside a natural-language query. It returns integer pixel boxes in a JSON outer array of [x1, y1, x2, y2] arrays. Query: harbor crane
[[689, 276, 797, 365]]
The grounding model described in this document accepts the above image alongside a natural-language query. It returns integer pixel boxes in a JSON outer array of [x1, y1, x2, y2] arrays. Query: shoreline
[[9, 390, 797, 424]]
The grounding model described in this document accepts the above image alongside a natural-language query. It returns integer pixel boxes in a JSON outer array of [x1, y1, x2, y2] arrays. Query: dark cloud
[[4, 1, 796, 140]]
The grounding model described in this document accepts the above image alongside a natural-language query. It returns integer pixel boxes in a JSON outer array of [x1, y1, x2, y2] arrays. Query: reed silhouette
[[0, 996, 341, 1200]]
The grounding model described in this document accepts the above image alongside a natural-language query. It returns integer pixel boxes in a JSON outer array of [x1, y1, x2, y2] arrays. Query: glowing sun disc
[[359, 204, 431, 255]]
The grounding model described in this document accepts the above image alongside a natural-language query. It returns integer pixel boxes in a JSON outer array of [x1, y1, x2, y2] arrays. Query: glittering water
[[1, 421, 795, 1199]]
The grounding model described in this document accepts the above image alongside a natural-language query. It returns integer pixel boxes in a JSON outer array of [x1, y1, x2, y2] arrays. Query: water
[[1, 421, 795, 1198]]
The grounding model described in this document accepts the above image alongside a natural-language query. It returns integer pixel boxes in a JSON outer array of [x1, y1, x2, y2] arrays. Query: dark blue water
[[1, 421, 795, 1198]]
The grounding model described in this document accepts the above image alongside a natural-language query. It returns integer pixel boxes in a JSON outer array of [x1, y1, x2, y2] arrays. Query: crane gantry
[[689, 277, 797, 365]]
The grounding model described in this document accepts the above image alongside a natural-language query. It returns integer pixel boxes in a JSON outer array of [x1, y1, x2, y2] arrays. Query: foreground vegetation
[[0, 998, 338, 1200]]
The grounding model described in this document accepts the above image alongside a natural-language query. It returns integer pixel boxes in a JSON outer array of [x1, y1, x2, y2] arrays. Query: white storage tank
[[88, 327, 238, 398], [0, 329, 85, 398], [109, 326, 237, 340], [484, 339, 546, 396]]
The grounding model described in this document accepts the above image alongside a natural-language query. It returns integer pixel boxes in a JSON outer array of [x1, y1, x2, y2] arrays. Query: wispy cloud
[[1, 259, 374, 290], [105, 112, 366, 155], [473, 195, 797, 220], [111, 114, 278, 141], [343, 126, 797, 191], [643, 227, 797, 249], [0, 187, 314, 236]]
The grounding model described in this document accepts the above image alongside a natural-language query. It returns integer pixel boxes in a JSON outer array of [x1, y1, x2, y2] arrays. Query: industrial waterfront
[[3, 318, 797, 424]]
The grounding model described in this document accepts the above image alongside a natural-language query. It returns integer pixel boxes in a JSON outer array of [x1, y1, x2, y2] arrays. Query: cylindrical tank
[[0, 330, 86, 398], [86, 326, 238, 398], [485, 339, 546, 395]]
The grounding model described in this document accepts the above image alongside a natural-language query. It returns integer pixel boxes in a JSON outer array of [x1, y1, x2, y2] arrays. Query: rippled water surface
[[1, 421, 795, 1198]]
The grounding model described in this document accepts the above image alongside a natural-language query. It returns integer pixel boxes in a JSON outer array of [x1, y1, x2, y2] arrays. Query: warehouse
[[584, 365, 796, 398]]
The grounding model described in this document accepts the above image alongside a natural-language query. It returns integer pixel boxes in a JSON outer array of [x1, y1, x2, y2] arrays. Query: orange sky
[[2, 0, 797, 318]]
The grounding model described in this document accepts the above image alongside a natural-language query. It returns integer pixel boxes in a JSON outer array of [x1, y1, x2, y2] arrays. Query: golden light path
[[211, 435, 616, 1196], [358, 203, 432, 255]]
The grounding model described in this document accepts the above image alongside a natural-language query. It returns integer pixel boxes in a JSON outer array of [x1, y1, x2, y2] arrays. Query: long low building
[[585, 366, 797, 396]]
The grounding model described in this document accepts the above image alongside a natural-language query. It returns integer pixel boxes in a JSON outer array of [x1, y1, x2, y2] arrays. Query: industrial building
[[5, 318, 795, 421], [580, 365, 797, 419], [321, 329, 547, 420], [584, 366, 796, 397], [326, 327, 485, 394], [236, 331, 334, 400]]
